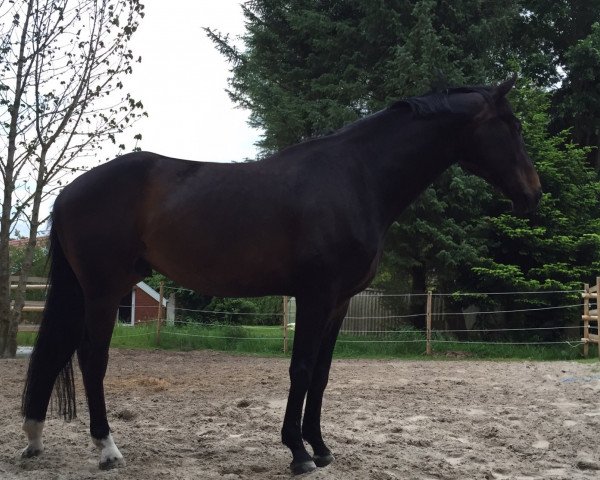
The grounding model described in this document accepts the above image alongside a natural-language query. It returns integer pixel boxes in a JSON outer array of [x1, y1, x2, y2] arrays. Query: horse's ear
[[493, 75, 517, 100]]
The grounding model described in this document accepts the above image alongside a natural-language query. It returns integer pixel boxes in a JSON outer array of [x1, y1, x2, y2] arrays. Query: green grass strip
[[15, 322, 599, 361]]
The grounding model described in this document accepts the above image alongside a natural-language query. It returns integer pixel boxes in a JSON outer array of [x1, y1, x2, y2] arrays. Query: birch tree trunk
[[0, 0, 35, 358], [3, 148, 47, 358], [0, 0, 146, 358]]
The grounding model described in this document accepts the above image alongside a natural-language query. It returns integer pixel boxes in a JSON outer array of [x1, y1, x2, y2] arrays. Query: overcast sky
[[125, 1, 261, 162], [25, 1, 259, 237]]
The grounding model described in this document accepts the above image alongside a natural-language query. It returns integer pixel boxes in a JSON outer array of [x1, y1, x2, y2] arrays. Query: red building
[[118, 282, 167, 325], [9, 236, 49, 248]]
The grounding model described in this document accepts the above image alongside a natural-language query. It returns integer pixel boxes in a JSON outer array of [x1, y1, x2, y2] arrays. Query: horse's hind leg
[[22, 321, 82, 457], [77, 294, 125, 470], [21, 310, 81, 458], [21, 234, 84, 458], [302, 299, 349, 467]]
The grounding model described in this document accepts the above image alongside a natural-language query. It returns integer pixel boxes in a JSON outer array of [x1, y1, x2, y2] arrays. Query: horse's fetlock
[[301, 423, 320, 442], [281, 429, 299, 448]]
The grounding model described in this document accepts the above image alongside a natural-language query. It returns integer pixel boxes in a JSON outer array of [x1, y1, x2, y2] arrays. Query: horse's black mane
[[294, 85, 495, 145], [392, 86, 493, 117]]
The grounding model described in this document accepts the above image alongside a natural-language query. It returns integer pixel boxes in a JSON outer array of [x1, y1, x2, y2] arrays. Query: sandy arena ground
[[1, 349, 600, 480]]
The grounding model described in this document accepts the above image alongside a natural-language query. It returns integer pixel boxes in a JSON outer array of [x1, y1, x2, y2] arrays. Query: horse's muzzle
[[513, 188, 542, 215]]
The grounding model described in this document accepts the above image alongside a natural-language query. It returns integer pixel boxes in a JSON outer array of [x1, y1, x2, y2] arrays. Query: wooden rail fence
[[581, 277, 600, 358], [11, 276, 47, 332]]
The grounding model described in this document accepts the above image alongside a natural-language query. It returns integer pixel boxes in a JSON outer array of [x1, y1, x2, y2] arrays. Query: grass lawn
[[16, 322, 599, 361]]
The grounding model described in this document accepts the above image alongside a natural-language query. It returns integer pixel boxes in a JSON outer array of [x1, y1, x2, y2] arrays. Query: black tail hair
[[21, 221, 83, 421]]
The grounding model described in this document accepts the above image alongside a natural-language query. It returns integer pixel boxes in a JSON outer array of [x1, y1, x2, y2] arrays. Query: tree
[[514, 1, 600, 86], [511, 2, 600, 167], [469, 86, 600, 336], [0, 0, 146, 358], [554, 23, 600, 168], [9, 242, 48, 279], [207, 0, 519, 153]]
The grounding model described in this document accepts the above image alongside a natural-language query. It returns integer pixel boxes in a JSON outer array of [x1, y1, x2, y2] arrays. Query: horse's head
[[456, 77, 542, 215]]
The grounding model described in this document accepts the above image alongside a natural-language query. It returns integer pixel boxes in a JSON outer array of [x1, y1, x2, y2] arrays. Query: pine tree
[[470, 86, 600, 336]]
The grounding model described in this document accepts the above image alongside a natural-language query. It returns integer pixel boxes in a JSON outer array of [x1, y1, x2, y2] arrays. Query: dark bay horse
[[21, 77, 541, 474]]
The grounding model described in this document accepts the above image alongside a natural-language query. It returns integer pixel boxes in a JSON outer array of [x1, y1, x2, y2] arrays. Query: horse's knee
[[310, 364, 331, 391], [289, 360, 313, 389]]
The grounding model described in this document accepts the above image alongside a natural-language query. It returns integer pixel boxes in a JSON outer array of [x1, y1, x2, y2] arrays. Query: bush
[[202, 297, 257, 324]]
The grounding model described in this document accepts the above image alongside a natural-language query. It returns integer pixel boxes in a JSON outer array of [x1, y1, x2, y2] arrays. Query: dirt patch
[[1, 349, 599, 479]]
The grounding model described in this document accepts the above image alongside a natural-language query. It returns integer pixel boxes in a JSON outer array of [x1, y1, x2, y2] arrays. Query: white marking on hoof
[[21, 419, 44, 458], [93, 433, 125, 470]]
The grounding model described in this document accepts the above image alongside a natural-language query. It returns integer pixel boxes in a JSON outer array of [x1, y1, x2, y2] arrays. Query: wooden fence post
[[155, 281, 164, 345], [597, 277, 600, 359], [426, 290, 432, 356], [283, 296, 289, 354], [583, 283, 590, 358]]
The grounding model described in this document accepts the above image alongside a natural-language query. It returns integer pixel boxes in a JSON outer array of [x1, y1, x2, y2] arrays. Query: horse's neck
[[355, 113, 462, 228]]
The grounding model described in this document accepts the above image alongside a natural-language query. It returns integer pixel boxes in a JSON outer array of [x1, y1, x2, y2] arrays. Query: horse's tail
[[21, 219, 84, 421]]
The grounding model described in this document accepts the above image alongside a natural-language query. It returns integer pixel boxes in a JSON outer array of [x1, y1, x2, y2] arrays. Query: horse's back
[[55, 151, 160, 209], [52, 150, 380, 298], [55, 151, 226, 221], [51, 152, 295, 295]]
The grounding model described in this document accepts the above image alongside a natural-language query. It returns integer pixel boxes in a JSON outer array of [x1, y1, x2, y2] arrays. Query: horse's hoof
[[313, 452, 334, 467], [99, 456, 126, 470], [290, 459, 317, 475], [20, 445, 43, 459], [94, 433, 125, 470]]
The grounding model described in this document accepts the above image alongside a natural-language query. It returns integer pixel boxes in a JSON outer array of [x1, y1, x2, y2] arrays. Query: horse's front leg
[[281, 293, 337, 475], [301, 299, 349, 467], [78, 297, 125, 470]]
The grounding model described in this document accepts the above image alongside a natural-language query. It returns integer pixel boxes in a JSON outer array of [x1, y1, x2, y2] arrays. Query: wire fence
[[111, 286, 598, 356], [17, 278, 598, 356]]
